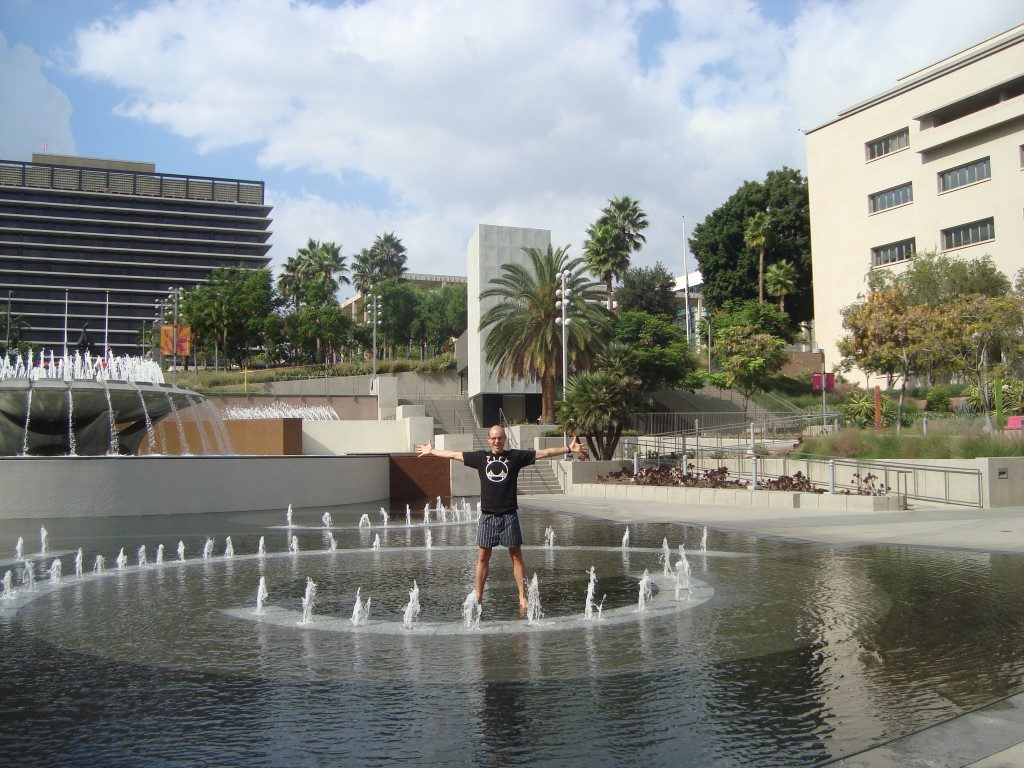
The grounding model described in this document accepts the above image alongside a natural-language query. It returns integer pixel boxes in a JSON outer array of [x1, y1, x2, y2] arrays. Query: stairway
[[517, 459, 562, 495]]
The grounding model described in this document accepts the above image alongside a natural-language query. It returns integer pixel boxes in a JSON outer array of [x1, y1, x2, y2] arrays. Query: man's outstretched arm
[[535, 435, 588, 460], [416, 440, 464, 461]]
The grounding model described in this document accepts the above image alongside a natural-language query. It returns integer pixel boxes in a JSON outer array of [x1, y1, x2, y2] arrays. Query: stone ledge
[[567, 483, 905, 511]]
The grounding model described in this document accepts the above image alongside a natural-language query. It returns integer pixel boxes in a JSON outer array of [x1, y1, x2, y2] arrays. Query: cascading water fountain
[[358, 514, 370, 528], [49, 559, 61, 583], [115, 548, 127, 570]]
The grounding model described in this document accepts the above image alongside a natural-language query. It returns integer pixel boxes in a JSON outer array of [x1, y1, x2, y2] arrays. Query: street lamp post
[[4, 290, 11, 354], [555, 270, 572, 447], [701, 307, 712, 372], [370, 291, 382, 389], [168, 287, 181, 386], [682, 216, 692, 346]]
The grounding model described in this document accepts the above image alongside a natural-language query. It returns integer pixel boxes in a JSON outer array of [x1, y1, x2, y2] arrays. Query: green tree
[[615, 262, 677, 317], [479, 244, 610, 423], [710, 324, 789, 411], [690, 167, 812, 322], [870, 250, 1010, 305], [764, 259, 798, 312], [557, 371, 637, 460], [370, 232, 408, 280], [376, 277, 420, 357], [183, 267, 276, 367], [414, 283, 467, 357], [351, 248, 378, 296], [609, 311, 702, 392], [713, 299, 795, 343]]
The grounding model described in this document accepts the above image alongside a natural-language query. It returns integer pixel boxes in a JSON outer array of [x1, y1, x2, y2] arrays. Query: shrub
[[925, 385, 951, 413]]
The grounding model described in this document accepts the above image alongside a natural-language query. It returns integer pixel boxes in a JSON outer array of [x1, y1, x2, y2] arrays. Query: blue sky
[[1, 0, 1021, 300]]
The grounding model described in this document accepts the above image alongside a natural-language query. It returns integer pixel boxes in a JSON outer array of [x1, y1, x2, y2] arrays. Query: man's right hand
[[416, 441, 433, 458]]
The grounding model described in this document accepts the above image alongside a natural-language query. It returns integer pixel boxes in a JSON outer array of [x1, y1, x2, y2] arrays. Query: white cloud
[[0, 32, 75, 159], [69, 0, 1024, 278]]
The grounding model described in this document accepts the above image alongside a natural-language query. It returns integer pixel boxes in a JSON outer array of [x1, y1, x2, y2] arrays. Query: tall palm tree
[[765, 259, 798, 312], [479, 244, 609, 424], [603, 195, 649, 254], [370, 232, 408, 280], [277, 255, 304, 309], [302, 240, 349, 304], [583, 196, 649, 311], [582, 222, 626, 311], [744, 211, 774, 304], [351, 248, 378, 296]]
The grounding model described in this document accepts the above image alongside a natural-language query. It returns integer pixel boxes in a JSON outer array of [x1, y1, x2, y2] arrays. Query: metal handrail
[[497, 408, 519, 448]]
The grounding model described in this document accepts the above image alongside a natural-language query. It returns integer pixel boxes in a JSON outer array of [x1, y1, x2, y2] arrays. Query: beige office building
[[806, 23, 1024, 382]]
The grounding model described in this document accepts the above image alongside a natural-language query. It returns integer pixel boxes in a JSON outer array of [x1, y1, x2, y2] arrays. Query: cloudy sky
[[1, 0, 1021, 299]]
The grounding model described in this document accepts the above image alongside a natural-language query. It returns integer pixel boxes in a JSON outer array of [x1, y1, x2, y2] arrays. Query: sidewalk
[[522, 494, 1024, 768]]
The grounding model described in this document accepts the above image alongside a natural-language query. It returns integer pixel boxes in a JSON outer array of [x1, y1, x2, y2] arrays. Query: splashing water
[[115, 548, 127, 570], [202, 538, 214, 560], [526, 574, 543, 624], [401, 580, 421, 629], [358, 514, 371, 528], [290, 535, 299, 555], [622, 527, 630, 549], [39, 526, 48, 556], [22, 560, 35, 590], [224, 537, 234, 558], [425, 529, 432, 549], [177, 541, 186, 561], [93, 555, 105, 574], [49, 559, 61, 583], [351, 587, 371, 626], [405, 505, 411, 527], [257, 536, 265, 556], [372, 534, 381, 550], [1, 570, 12, 600], [584, 566, 599, 620], [286, 504, 293, 528], [74, 548, 83, 578], [155, 544, 164, 565], [544, 527, 555, 548], [321, 512, 332, 529], [137, 546, 147, 567], [701, 526, 708, 553], [661, 538, 672, 576], [379, 507, 389, 528], [674, 547, 692, 601], [14, 537, 23, 561], [255, 576, 268, 615], [423, 503, 430, 526], [327, 532, 337, 552], [638, 569, 654, 612], [462, 590, 481, 629], [299, 578, 317, 625]]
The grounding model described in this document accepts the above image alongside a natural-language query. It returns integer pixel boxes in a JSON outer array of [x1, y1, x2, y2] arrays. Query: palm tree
[[583, 222, 626, 311], [765, 259, 798, 312], [370, 232, 407, 280], [351, 248, 378, 296], [277, 255, 304, 309], [744, 211, 774, 304], [479, 244, 609, 424], [583, 196, 649, 311], [303, 240, 349, 305]]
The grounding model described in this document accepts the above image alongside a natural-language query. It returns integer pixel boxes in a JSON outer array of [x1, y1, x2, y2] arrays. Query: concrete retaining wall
[[302, 417, 433, 455], [0, 455, 390, 519]]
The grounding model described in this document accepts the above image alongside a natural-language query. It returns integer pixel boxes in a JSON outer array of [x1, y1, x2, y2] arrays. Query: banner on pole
[[159, 325, 191, 356]]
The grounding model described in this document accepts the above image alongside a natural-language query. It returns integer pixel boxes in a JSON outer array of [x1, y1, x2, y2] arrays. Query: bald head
[[487, 425, 506, 452]]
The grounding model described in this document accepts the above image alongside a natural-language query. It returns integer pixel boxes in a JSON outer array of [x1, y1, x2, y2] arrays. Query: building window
[[869, 182, 913, 213], [941, 218, 994, 250], [866, 128, 909, 160], [939, 157, 991, 192], [871, 238, 915, 267]]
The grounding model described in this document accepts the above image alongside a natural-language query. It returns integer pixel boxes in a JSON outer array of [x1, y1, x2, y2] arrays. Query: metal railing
[[628, 411, 842, 441]]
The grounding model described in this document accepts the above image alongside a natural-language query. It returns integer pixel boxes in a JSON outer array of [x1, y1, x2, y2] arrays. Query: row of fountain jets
[[0, 350, 165, 384], [2, 509, 710, 630]]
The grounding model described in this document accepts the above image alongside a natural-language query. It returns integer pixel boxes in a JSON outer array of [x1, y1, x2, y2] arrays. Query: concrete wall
[[302, 417, 433, 455], [266, 371, 461, 399], [209, 394, 378, 421], [467, 225, 550, 399], [0, 455, 389, 519], [436, 433, 478, 496]]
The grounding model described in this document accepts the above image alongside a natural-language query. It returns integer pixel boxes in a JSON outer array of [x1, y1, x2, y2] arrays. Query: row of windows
[[871, 217, 997, 267], [868, 156, 994, 214], [866, 128, 910, 160]]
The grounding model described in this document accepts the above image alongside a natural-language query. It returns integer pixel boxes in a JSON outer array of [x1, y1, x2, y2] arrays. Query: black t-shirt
[[463, 449, 536, 513]]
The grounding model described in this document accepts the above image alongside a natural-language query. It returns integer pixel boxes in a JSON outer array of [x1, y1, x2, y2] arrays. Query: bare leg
[[475, 547, 492, 605], [509, 546, 528, 611]]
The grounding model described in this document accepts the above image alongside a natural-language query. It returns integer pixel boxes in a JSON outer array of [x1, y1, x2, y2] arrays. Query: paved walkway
[[522, 494, 1024, 768]]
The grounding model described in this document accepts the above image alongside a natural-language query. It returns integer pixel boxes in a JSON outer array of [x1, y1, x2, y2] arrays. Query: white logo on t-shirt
[[485, 456, 509, 483]]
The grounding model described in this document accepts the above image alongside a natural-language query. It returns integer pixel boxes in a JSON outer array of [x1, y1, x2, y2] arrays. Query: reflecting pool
[[1, 501, 1023, 767]]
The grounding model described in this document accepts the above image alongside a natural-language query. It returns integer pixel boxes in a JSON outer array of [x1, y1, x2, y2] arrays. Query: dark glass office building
[[0, 154, 272, 354]]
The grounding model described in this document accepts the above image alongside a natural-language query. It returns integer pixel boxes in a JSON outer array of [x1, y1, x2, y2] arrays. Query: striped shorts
[[477, 513, 523, 548]]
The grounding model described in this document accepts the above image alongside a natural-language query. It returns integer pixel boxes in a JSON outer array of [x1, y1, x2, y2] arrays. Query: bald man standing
[[417, 425, 586, 613]]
